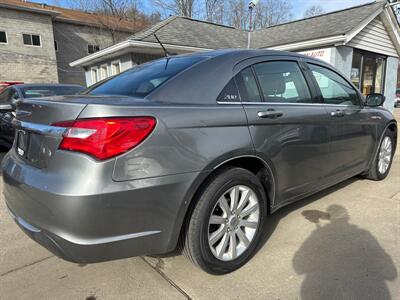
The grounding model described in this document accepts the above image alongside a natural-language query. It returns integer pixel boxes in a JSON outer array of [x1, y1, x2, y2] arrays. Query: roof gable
[[348, 16, 398, 57], [251, 1, 385, 48]]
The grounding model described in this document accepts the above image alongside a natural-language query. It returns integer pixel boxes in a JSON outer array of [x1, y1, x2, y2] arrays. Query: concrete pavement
[[1, 111, 399, 300]]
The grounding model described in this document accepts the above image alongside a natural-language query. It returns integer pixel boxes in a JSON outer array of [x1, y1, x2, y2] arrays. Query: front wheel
[[366, 129, 395, 181], [183, 167, 267, 274]]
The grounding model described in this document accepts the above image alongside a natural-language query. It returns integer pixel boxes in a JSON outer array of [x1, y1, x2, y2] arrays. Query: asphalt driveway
[[1, 110, 399, 300]]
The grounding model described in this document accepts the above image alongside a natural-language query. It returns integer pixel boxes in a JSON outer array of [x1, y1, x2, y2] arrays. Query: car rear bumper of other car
[[2, 150, 199, 263]]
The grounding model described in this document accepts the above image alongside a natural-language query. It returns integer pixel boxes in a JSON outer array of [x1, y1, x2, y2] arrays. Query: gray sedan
[[2, 50, 397, 274]]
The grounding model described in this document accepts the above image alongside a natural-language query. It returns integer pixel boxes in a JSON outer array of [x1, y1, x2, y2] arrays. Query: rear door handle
[[258, 110, 283, 119], [330, 110, 345, 117]]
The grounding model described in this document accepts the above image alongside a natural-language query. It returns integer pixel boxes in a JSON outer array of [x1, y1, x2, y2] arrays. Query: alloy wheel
[[208, 185, 260, 261], [378, 136, 392, 174]]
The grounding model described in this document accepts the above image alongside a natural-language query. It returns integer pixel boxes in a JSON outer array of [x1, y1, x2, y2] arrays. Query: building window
[[88, 44, 100, 54], [0, 31, 7, 44], [100, 64, 108, 80], [351, 50, 386, 95], [91, 67, 98, 84], [111, 61, 121, 75], [22, 34, 41, 46], [54, 40, 58, 52]]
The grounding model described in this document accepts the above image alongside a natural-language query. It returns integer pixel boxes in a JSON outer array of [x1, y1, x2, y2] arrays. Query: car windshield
[[21, 86, 85, 98], [87, 56, 205, 98]]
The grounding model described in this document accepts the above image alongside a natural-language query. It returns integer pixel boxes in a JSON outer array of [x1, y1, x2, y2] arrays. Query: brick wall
[[0, 8, 58, 83], [53, 22, 132, 86]]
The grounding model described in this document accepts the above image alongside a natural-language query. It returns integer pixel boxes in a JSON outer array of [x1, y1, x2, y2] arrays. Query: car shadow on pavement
[[252, 178, 397, 299], [292, 204, 397, 299]]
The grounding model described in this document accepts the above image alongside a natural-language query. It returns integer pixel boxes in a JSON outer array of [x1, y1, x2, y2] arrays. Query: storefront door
[[351, 50, 386, 96]]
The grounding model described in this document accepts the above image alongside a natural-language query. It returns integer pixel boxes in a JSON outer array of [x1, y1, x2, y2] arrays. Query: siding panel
[[348, 17, 398, 57]]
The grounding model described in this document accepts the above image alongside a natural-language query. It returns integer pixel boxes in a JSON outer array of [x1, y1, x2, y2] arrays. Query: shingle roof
[[128, 1, 385, 49], [0, 0, 148, 32], [251, 1, 385, 48], [129, 16, 248, 49]]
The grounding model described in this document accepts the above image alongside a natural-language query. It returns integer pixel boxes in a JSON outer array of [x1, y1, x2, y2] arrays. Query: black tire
[[183, 167, 267, 275], [366, 129, 395, 181]]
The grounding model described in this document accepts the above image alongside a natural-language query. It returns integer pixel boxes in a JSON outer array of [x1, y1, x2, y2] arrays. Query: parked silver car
[[2, 50, 397, 274]]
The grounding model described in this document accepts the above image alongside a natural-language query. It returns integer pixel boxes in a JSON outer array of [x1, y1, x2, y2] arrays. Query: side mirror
[[366, 93, 385, 107], [0, 104, 13, 112]]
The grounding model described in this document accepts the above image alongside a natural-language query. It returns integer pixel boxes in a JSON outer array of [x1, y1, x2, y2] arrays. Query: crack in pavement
[[0, 255, 54, 277], [141, 257, 192, 300]]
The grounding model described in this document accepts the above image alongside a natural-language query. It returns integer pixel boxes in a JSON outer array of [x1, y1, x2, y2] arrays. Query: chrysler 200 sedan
[[2, 50, 397, 274]]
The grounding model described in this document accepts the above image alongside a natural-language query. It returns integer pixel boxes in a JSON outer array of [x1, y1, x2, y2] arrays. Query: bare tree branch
[[303, 5, 325, 18]]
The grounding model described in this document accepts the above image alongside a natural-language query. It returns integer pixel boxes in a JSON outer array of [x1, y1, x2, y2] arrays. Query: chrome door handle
[[330, 110, 345, 117], [258, 110, 283, 119]]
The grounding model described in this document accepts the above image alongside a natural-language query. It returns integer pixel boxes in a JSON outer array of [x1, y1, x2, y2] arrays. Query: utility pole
[[247, 0, 259, 48], [248, 0, 259, 31]]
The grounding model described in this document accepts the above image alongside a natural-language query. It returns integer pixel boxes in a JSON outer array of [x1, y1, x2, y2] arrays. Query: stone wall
[[0, 8, 58, 83]]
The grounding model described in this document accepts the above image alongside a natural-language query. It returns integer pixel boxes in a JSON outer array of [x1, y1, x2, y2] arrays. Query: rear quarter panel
[[78, 103, 254, 181]]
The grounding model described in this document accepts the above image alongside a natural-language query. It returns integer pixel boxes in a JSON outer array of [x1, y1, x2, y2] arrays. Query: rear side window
[[217, 79, 240, 102], [308, 63, 360, 106], [253, 61, 312, 103], [88, 56, 205, 98], [235, 67, 261, 102]]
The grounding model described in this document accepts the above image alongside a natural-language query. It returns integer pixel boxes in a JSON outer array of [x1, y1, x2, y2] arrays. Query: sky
[[30, 0, 374, 20]]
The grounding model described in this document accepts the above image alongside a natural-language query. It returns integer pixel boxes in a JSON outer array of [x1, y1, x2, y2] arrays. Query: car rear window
[[87, 56, 206, 98], [22, 86, 84, 98]]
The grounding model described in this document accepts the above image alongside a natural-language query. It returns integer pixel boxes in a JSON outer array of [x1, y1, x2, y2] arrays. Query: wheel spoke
[[209, 225, 226, 245], [236, 189, 250, 214], [240, 202, 259, 218], [210, 215, 226, 225], [229, 232, 237, 259], [218, 196, 231, 216], [236, 228, 250, 247], [240, 219, 258, 228], [230, 186, 239, 212], [216, 232, 229, 258]]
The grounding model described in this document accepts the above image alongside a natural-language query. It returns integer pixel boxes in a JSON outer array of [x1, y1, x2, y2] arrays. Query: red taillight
[[52, 117, 156, 160]]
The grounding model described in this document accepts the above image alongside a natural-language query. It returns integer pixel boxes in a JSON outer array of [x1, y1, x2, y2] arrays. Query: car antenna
[[154, 34, 170, 57]]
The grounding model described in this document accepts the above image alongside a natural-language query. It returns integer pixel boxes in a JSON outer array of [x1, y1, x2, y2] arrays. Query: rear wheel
[[366, 129, 395, 180], [183, 167, 267, 274]]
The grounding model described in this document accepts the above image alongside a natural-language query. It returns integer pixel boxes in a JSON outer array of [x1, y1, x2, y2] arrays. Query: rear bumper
[[2, 151, 200, 263]]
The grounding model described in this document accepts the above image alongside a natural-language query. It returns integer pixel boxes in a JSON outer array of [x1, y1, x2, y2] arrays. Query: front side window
[[235, 67, 261, 102], [88, 44, 100, 54], [0, 89, 10, 103], [88, 56, 206, 98], [23, 34, 41, 46], [308, 63, 360, 106], [0, 31, 7, 43], [253, 61, 312, 103]]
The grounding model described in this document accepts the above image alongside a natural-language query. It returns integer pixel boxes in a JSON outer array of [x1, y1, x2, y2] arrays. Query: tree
[[65, 0, 159, 43], [153, 0, 197, 18], [253, 0, 293, 28], [303, 5, 325, 18], [204, 0, 224, 22]]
